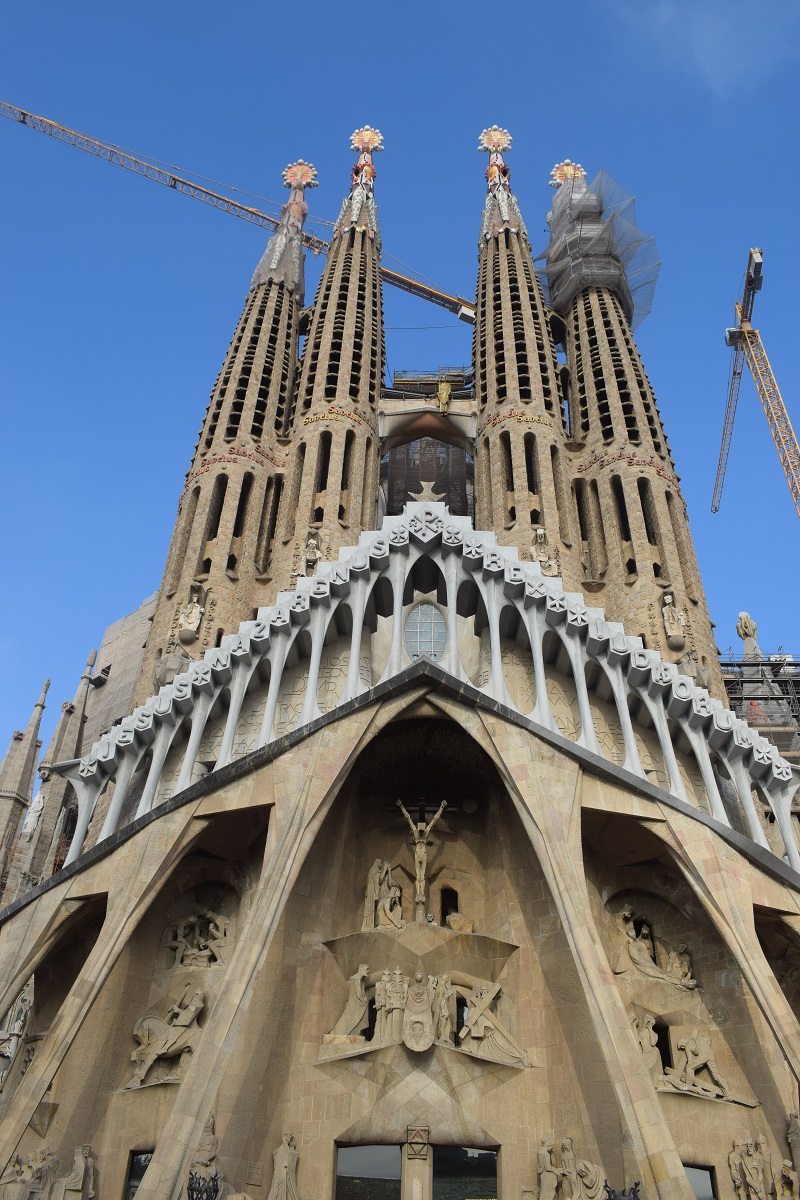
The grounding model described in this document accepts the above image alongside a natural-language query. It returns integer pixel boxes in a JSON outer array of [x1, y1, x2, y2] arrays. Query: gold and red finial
[[549, 159, 586, 188], [478, 126, 512, 154], [350, 126, 384, 154], [282, 160, 319, 190], [479, 127, 512, 195]]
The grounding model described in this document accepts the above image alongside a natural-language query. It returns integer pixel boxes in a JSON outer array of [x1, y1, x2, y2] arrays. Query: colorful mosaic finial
[[350, 126, 383, 155], [479, 126, 513, 197], [549, 159, 587, 188], [334, 126, 383, 240], [477, 126, 526, 241], [282, 160, 319, 191], [478, 126, 512, 155], [250, 160, 316, 294]]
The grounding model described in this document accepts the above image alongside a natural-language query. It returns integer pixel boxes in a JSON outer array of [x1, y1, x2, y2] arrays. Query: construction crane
[[0, 99, 476, 323], [712, 248, 800, 517]]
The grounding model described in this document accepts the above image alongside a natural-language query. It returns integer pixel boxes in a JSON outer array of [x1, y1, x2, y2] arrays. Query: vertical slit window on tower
[[232, 473, 254, 540], [196, 474, 229, 575], [550, 444, 571, 546], [339, 430, 355, 523], [524, 433, 541, 524], [637, 476, 664, 577], [499, 431, 515, 525], [285, 444, 305, 540], [611, 475, 636, 575], [361, 438, 373, 528]]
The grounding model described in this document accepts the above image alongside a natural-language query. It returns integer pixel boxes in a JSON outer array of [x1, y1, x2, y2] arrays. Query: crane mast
[[0, 99, 476, 323], [711, 248, 800, 517]]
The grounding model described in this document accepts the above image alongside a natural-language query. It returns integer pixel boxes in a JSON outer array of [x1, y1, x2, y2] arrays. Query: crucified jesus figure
[[397, 799, 447, 914]]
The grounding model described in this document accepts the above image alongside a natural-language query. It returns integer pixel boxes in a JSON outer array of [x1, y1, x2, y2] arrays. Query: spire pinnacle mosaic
[[548, 158, 587, 188], [478, 125, 527, 241], [251, 159, 318, 295], [334, 125, 383, 241]]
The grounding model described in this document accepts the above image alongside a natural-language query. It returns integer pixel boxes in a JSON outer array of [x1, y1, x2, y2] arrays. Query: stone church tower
[[0, 128, 798, 1200]]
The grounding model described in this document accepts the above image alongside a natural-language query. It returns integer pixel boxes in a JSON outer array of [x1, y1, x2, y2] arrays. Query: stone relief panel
[[0, 1144, 95, 1200], [275, 662, 310, 738], [0, 978, 33, 1093], [537, 1137, 605, 1200], [599, 891, 760, 1108], [232, 688, 267, 759], [322, 960, 530, 1068], [546, 670, 581, 743], [197, 714, 225, 767], [634, 727, 669, 790], [589, 693, 625, 768], [316, 637, 372, 717], [121, 884, 238, 1089], [500, 636, 536, 715]]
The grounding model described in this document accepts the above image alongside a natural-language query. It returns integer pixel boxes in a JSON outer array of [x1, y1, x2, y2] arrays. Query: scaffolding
[[720, 652, 800, 766], [543, 169, 662, 330]]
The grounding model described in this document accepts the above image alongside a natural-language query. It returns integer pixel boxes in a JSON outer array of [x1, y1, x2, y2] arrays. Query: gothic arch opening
[[379, 437, 474, 518]]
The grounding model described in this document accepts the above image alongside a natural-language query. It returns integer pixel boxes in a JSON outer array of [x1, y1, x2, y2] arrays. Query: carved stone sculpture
[[742, 1141, 768, 1200], [324, 964, 370, 1043], [187, 1117, 222, 1200], [403, 971, 436, 1052], [538, 1139, 560, 1200], [49, 1146, 95, 1200], [20, 793, 44, 840], [123, 985, 205, 1088], [662, 594, 687, 651], [756, 1136, 776, 1199], [737, 612, 759, 642], [397, 799, 447, 916], [779, 1161, 799, 1200], [666, 942, 693, 984], [664, 1028, 728, 1099], [531, 528, 560, 577], [164, 911, 232, 969], [575, 1160, 605, 1200], [362, 859, 391, 930], [387, 968, 409, 1042], [435, 975, 454, 1044], [374, 969, 390, 1043], [265, 1135, 299, 1200], [632, 1014, 662, 1082], [178, 585, 206, 646], [611, 904, 696, 989], [0, 979, 33, 1091], [561, 1138, 578, 1200], [302, 535, 322, 578], [458, 982, 531, 1068], [376, 885, 404, 930], [0, 1148, 58, 1200], [788, 1114, 800, 1176], [730, 1140, 746, 1199]]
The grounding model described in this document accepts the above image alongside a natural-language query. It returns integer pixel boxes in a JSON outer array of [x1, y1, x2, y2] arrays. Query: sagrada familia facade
[[0, 126, 799, 1200]]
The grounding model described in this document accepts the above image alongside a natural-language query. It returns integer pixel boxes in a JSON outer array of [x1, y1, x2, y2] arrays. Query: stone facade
[[0, 129, 798, 1200]]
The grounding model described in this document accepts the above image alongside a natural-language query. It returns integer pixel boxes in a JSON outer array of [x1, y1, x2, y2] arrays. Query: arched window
[[404, 604, 446, 662]]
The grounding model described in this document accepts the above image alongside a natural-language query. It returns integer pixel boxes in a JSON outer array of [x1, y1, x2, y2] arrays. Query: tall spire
[[478, 126, 528, 241], [472, 126, 568, 569], [543, 158, 721, 688], [251, 159, 318, 300], [0, 680, 48, 874], [269, 127, 386, 587], [333, 126, 383, 243]]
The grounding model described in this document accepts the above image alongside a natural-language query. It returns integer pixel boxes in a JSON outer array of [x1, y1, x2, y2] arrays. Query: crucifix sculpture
[[396, 799, 447, 922]]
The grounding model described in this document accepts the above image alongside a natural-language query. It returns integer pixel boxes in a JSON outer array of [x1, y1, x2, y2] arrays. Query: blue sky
[[1, 0, 799, 751]]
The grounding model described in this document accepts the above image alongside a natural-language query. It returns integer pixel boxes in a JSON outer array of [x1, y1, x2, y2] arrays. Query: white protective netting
[[540, 170, 662, 329]]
